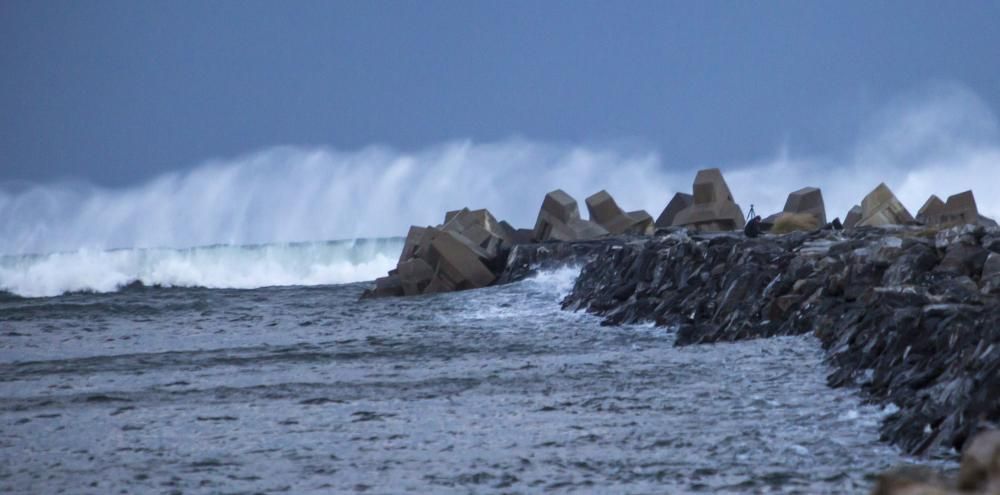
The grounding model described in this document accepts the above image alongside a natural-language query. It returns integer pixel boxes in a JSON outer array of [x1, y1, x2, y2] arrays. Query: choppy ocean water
[[0, 241, 942, 493]]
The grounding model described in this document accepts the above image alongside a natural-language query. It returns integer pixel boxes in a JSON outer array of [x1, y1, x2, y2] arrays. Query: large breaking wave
[[0, 238, 403, 298], [1, 82, 999, 297]]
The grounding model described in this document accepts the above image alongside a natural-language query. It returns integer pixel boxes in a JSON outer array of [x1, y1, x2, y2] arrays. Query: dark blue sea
[[0, 241, 945, 493]]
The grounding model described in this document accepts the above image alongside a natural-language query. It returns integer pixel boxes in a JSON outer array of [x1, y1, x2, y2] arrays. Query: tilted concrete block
[[672, 168, 746, 232], [585, 190, 652, 235], [782, 187, 827, 225], [398, 226, 429, 264], [844, 205, 862, 229], [370, 274, 404, 298], [397, 258, 435, 296], [919, 190, 994, 228], [916, 195, 946, 225], [625, 210, 654, 235], [858, 183, 914, 227], [426, 230, 496, 290], [655, 192, 693, 228], [533, 189, 608, 241]]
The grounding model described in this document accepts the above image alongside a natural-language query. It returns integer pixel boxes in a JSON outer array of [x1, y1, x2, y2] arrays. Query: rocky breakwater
[[562, 224, 1000, 458], [363, 188, 654, 298]]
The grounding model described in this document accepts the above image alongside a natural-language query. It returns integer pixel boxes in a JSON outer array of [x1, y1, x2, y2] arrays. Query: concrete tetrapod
[[585, 190, 653, 235], [532, 189, 609, 242], [671, 168, 746, 232]]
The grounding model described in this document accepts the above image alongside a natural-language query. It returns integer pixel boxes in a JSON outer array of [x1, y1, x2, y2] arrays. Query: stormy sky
[[2, 1, 999, 187]]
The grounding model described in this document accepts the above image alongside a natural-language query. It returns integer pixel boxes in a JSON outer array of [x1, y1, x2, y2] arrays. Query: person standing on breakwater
[[744, 215, 762, 238]]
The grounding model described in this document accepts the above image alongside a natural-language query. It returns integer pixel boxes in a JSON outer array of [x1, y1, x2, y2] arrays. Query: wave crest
[[0, 238, 402, 298]]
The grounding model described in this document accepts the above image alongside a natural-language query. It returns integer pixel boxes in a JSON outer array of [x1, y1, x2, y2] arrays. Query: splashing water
[[0, 238, 403, 298]]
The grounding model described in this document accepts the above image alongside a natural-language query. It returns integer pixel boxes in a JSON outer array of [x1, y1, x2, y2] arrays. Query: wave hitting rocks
[[554, 224, 1000, 458]]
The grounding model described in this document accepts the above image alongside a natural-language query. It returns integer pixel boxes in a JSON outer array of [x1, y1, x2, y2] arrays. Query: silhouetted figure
[[744, 215, 762, 238]]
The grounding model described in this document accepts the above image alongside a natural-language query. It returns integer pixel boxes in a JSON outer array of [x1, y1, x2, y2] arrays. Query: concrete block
[[398, 226, 428, 264], [917, 195, 946, 225], [533, 189, 609, 241], [782, 187, 827, 225], [426, 230, 496, 290], [672, 168, 746, 231], [858, 183, 914, 227], [844, 205, 862, 229], [397, 258, 434, 296], [655, 192, 693, 228], [585, 190, 653, 235]]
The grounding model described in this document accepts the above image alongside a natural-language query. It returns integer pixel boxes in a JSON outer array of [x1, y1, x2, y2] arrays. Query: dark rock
[[561, 226, 1000, 457], [935, 243, 989, 278]]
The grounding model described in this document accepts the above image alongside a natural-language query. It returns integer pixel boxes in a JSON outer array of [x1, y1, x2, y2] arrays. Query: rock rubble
[[561, 224, 1000, 457]]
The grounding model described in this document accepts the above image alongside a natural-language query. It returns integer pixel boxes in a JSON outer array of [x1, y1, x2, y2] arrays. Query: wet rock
[[370, 274, 404, 298], [672, 168, 746, 232], [982, 253, 1000, 294], [858, 183, 915, 227], [655, 192, 694, 228], [935, 243, 989, 278], [561, 226, 1000, 457], [396, 258, 434, 296]]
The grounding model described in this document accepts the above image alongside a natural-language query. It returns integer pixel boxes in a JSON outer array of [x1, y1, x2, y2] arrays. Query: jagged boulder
[[585, 190, 653, 235], [532, 189, 609, 242], [655, 192, 693, 228], [982, 252, 1000, 294], [671, 168, 746, 232], [844, 205, 863, 229], [917, 191, 997, 228], [858, 183, 915, 227]]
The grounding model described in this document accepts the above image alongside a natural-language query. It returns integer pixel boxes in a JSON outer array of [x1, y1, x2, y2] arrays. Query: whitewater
[[0, 238, 403, 298], [1, 83, 998, 301], [3, 85, 991, 493]]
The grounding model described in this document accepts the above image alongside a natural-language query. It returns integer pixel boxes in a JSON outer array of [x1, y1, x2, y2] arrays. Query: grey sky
[[1, 0, 999, 187]]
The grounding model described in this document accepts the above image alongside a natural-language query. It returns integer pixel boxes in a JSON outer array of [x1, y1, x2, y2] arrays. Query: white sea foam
[[1, 82, 998, 295], [0, 238, 402, 298]]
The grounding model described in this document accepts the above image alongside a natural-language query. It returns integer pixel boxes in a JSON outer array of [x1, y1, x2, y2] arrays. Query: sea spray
[[0, 237, 403, 298]]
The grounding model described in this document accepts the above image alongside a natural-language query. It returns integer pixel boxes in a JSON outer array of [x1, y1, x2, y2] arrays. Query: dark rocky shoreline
[[501, 225, 1000, 460]]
